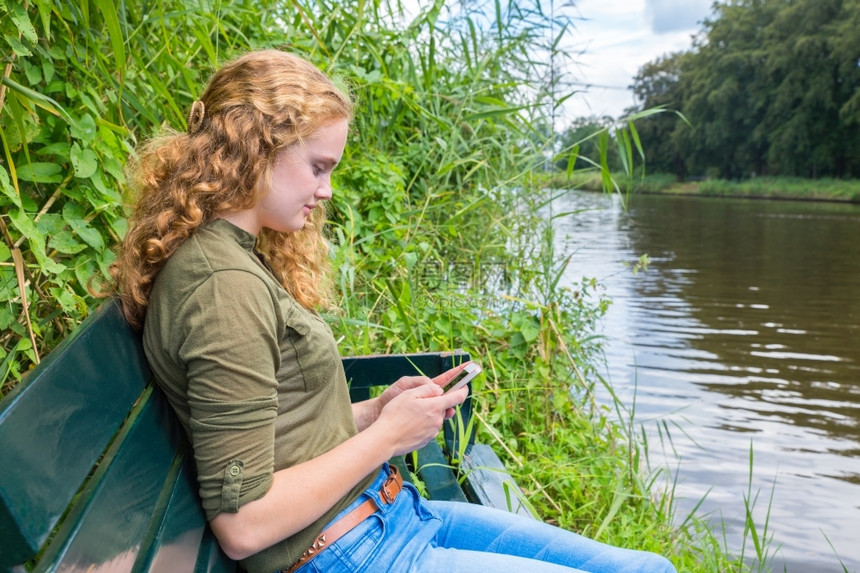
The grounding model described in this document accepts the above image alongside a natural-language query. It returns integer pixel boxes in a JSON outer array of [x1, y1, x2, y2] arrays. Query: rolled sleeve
[[178, 270, 281, 519]]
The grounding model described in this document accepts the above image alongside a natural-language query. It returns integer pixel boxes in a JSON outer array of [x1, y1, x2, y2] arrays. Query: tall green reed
[[0, 0, 291, 391]]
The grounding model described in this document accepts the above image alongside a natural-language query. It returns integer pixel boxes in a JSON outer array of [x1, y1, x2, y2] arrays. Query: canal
[[553, 190, 860, 572]]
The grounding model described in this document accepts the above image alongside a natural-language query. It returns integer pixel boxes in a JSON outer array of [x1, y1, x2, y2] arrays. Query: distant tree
[[675, 0, 773, 179], [629, 52, 688, 179], [757, 0, 856, 177], [630, 0, 860, 179], [555, 116, 621, 173], [831, 0, 860, 177]]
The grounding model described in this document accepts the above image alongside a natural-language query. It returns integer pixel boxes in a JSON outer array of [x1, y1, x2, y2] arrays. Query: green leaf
[[70, 143, 98, 178], [33, 0, 53, 40], [100, 154, 125, 183], [17, 162, 63, 183], [63, 202, 105, 250], [1, 75, 72, 123], [8, 208, 42, 246], [48, 230, 88, 254], [190, 24, 218, 66], [3, 34, 31, 57], [7, 209, 66, 275], [41, 57, 55, 83], [0, 166, 22, 208], [0, 306, 17, 331], [74, 257, 98, 293], [87, 170, 121, 204], [36, 142, 71, 159], [10, 4, 38, 43], [22, 60, 42, 85], [92, 0, 126, 75], [463, 104, 530, 122], [565, 144, 580, 178], [96, 247, 116, 278], [49, 287, 78, 313], [34, 212, 64, 235], [402, 251, 418, 269], [108, 215, 127, 240], [520, 320, 540, 343], [70, 114, 97, 144]]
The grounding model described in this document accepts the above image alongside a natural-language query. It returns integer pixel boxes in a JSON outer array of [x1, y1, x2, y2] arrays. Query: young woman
[[111, 49, 676, 573]]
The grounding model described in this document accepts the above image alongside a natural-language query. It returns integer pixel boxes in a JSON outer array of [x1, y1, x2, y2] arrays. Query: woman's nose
[[315, 176, 333, 200]]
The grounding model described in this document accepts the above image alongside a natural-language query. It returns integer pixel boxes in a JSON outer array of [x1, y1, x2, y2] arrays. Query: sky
[[559, 0, 714, 122]]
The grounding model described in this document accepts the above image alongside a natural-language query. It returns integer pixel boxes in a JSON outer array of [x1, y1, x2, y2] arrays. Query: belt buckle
[[380, 467, 399, 504]]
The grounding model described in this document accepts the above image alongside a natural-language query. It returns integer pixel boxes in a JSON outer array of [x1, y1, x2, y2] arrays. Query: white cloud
[[558, 0, 712, 122], [646, 0, 712, 33]]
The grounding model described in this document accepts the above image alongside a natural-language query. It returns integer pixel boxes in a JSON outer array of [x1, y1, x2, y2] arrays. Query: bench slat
[[343, 351, 469, 401], [0, 301, 151, 570], [192, 529, 237, 573], [145, 454, 208, 573], [342, 351, 474, 456], [459, 444, 537, 519], [388, 456, 411, 486], [413, 442, 469, 503], [35, 386, 187, 572]]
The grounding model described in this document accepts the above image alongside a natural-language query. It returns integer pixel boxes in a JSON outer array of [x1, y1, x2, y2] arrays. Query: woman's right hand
[[374, 382, 468, 457]]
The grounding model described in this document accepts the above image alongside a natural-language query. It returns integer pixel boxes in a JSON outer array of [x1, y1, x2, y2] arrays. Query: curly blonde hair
[[109, 50, 353, 329]]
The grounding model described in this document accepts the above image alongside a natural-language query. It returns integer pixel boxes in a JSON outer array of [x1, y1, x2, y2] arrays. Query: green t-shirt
[[143, 218, 378, 572]]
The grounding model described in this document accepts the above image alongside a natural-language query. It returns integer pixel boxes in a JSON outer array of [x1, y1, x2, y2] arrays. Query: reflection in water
[[553, 191, 860, 573]]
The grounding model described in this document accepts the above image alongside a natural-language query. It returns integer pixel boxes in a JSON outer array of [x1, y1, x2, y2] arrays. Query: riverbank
[[549, 172, 860, 203]]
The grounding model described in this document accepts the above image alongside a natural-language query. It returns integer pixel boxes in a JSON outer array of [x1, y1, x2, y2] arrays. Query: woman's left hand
[[352, 376, 433, 430], [353, 364, 473, 430], [379, 363, 473, 420], [376, 375, 439, 415]]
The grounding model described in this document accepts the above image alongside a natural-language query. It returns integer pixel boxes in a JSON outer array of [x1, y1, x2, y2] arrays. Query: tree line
[[562, 0, 860, 181]]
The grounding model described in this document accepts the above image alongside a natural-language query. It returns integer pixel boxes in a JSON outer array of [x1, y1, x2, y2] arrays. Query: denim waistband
[[322, 463, 394, 527]]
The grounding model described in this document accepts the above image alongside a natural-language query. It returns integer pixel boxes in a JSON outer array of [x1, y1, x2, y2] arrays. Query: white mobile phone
[[444, 362, 482, 394]]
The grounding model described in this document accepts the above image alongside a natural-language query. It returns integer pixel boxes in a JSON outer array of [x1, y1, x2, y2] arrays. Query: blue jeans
[[296, 467, 676, 573]]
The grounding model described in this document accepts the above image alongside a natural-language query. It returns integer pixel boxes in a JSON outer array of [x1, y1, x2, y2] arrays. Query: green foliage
[[629, 0, 860, 180], [554, 116, 622, 173], [0, 0, 576, 393], [629, 53, 689, 178], [617, 173, 860, 202], [0, 0, 291, 390]]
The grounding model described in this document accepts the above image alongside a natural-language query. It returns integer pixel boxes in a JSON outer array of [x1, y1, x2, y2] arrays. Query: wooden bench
[[0, 299, 534, 572]]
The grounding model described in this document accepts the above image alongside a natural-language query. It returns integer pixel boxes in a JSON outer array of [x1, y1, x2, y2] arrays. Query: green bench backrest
[[0, 300, 472, 572]]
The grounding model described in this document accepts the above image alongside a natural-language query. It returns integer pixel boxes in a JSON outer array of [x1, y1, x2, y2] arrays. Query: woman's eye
[[313, 165, 324, 176]]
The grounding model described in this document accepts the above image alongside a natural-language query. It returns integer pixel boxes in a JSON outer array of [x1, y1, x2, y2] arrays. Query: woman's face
[[257, 118, 349, 234]]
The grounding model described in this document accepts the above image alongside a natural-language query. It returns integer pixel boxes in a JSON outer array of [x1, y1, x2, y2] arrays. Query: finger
[[395, 375, 433, 390], [438, 385, 468, 408], [431, 361, 473, 387], [408, 382, 443, 398]]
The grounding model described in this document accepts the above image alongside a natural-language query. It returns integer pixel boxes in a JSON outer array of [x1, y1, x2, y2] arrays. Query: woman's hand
[[354, 363, 475, 429], [378, 375, 435, 407], [373, 382, 469, 457], [352, 375, 430, 431]]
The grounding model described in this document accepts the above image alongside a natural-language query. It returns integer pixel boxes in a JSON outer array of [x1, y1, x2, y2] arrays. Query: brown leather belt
[[284, 466, 403, 573]]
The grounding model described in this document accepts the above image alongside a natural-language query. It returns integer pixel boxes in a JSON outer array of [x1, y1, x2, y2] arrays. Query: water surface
[[554, 191, 860, 572]]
